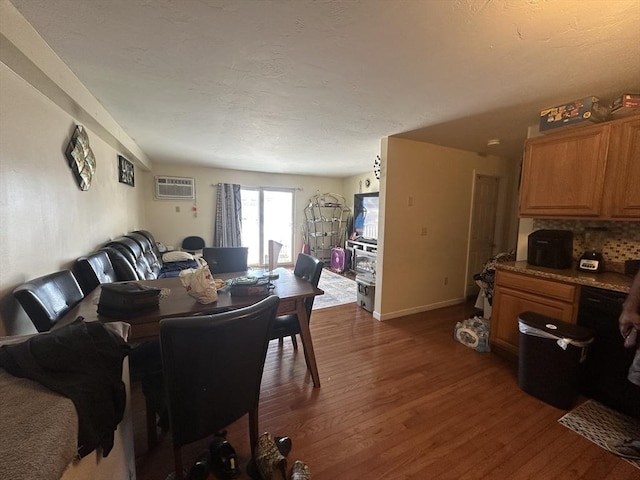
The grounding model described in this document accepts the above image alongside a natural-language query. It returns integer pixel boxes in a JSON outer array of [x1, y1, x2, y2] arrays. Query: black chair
[[100, 246, 141, 281], [270, 253, 324, 349], [181, 236, 206, 254], [202, 247, 249, 274], [125, 232, 162, 276], [159, 295, 280, 480], [13, 270, 84, 332], [132, 229, 163, 259], [106, 236, 155, 279], [74, 250, 122, 295]]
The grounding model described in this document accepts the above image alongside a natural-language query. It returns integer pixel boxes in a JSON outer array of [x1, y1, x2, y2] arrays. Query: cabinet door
[[490, 286, 576, 357], [519, 124, 610, 217], [604, 116, 640, 218]]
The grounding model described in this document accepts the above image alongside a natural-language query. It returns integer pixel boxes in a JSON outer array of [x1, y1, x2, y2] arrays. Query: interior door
[[466, 174, 499, 297]]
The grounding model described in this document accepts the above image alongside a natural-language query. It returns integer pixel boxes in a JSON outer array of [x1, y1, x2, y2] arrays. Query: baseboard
[[375, 297, 467, 321]]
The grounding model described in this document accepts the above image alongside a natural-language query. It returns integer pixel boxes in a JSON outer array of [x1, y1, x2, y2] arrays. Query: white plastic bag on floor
[[454, 316, 490, 352], [179, 265, 218, 304]]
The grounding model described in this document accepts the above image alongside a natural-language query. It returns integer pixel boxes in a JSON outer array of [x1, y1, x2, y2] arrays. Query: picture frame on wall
[[118, 155, 134, 186]]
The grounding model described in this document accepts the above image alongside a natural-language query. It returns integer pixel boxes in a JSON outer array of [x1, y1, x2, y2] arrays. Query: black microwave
[[527, 230, 573, 269]]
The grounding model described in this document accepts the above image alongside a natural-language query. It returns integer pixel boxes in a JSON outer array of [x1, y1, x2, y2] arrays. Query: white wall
[[143, 164, 345, 258], [0, 63, 146, 335]]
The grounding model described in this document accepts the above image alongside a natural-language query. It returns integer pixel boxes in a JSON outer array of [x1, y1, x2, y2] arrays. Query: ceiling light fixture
[[487, 139, 501, 146]]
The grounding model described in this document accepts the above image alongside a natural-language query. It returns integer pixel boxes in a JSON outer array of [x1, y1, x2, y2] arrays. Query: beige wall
[[142, 165, 345, 256], [0, 63, 146, 336], [341, 171, 381, 211], [376, 137, 516, 320]]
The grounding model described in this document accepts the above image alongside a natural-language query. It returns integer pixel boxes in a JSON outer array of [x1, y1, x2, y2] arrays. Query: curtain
[[213, 183, 242, 247]]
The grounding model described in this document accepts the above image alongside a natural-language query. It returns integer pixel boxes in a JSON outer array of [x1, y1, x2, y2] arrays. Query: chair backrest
[[202, 247, 249, 274], [293, 253, 324, 317], [132, 230, 162, 259], [181, 236, 206, 254], [74, 250, 118, 295], [159, 295, 280, 449], [106, 236, 155, 280], [100, 247, 140, 281], [125, 232, 161, 276], [13, 270, 84, 332]]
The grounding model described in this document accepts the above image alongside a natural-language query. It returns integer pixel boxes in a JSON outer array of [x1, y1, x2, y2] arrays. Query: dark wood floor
[[132, 301, 638, 480]]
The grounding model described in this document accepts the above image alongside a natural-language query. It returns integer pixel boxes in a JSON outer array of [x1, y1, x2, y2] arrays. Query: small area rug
[[313, 269, 357, 310], [558, 399, 640, 469]]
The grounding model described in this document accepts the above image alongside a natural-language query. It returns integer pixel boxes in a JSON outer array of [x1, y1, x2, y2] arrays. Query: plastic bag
[[454, 316, 490, 352], [179, 265, 218, 304]]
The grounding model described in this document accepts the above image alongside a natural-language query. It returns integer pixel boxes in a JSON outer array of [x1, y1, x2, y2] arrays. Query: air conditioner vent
[[155, 176, 195, 200]]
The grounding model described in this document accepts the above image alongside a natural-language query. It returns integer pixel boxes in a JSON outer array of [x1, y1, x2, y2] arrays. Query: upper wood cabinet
[[519, 115, 640, 219], [602, 116, 640, 218]]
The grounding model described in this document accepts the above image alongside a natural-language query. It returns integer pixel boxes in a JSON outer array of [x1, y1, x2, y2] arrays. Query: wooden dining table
[[57, 268, 324, 388]]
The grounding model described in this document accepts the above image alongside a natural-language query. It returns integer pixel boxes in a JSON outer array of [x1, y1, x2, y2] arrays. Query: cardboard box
[[611, 93, 640, 117], [539, 96, 611, 132]]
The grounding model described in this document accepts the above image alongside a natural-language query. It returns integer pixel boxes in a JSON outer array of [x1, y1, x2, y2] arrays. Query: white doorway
[[466, 174, 500, 297]]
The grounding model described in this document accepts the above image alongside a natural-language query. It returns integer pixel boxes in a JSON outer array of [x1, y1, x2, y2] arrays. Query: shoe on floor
[[291, 460, 312, 480], [605, 438, 640, 460]]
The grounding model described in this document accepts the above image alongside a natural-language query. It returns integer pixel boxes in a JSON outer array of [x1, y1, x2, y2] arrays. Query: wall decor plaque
[[65, 125, 96, 191], [118, 155, 135, 186]]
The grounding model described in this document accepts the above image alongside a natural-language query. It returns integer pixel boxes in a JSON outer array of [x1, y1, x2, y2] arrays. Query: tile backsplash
[[533, 219, 640, 273]]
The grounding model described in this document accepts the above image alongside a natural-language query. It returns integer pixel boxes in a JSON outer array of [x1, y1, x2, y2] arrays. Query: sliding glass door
[[241, 187, 294, 267]]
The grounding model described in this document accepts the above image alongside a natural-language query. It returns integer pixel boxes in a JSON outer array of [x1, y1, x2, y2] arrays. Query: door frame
[[465, 172, 501, 299]]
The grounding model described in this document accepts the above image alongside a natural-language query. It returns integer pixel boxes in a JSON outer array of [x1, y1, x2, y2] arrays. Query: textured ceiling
[[9, 0, 640, 177]]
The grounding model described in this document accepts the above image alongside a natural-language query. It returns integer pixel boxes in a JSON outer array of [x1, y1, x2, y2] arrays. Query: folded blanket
[[159, 258, 199, 278]]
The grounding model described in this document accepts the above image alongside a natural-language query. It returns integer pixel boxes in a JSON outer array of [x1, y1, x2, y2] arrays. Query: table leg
[[296, 300, 320, 388]]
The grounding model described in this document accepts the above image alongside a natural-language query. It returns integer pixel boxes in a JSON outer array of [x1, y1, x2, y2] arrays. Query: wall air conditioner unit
[[155, 176, 195, 200]]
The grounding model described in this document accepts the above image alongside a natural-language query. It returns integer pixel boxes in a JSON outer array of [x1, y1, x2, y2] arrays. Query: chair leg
[[145, 394, 158, 450], [290, 334, 298, 350], [173, 446, 184, 480], [249, 407, 259, 458]]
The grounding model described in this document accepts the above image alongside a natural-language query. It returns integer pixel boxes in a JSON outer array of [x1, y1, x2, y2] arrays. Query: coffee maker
[[578, 228, 607, 273]]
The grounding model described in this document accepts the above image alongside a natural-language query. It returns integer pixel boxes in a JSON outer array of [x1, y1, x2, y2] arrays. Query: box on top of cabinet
[[539, 96, 611, 132], [611, 93, 640, 118]]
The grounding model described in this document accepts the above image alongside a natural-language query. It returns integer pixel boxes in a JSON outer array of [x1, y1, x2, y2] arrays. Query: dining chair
[[13, 270, 84, 332], [202, 246, 249, 274], [159, 295, 280, 480], [180, 235, 206, 254], [270, 253, 324, 349]]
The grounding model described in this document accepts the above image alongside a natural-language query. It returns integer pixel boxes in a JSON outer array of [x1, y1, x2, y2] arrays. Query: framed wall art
[[118, 155, 135, 186], [65, 125, 96, 191]]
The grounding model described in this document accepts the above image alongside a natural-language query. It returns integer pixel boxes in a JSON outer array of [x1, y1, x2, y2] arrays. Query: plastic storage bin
[[356, 276, 375, 312], [518, 311, 594, 409]]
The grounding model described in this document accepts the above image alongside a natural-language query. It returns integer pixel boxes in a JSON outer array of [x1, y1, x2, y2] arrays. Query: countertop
[[496, 261, 634, 294]]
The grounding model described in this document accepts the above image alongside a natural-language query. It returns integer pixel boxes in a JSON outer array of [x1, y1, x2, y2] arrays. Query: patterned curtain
[[213, 183, 242, 247]]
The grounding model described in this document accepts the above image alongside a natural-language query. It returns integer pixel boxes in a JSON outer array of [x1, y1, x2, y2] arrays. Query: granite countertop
[[496, 261, 634, 294]]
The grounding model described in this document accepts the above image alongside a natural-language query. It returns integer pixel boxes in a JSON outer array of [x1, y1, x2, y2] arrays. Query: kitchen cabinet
[[602, 116, 640, 218], [490, 270, 579, 358], [519, 115, 640, 219]]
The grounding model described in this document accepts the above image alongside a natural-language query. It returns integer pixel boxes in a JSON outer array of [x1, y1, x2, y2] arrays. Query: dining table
[[57, 268, 324, 388]]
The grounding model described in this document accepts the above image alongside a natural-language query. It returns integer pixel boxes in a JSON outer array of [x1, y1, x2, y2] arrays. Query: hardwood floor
[[133, 301, 638, 479]]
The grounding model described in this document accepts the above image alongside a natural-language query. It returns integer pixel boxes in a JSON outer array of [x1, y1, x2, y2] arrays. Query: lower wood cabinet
[[490, 270, 579, 358]]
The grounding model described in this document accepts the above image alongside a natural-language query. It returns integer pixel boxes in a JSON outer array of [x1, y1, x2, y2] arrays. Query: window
[[241, 187, 294, 267]]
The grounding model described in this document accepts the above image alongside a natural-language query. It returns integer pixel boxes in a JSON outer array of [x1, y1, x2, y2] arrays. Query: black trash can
[[518, 311, 594, 409]]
